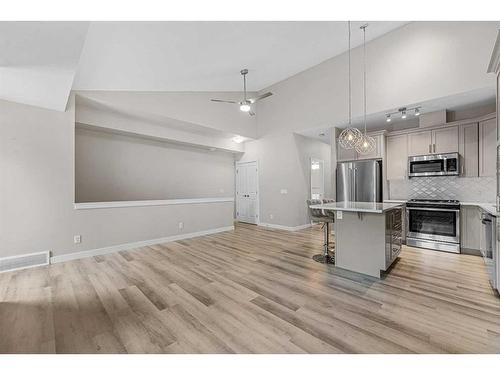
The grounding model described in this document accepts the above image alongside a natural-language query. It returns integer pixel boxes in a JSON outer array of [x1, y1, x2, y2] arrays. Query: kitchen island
[[309, 201, 403, 278]]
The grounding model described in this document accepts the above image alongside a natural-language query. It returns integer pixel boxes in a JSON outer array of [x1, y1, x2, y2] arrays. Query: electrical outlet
[[269, 214, 274, 220], [74, 235, 81, 244], [336, 211, 343, 220], [178, 222, 184, 230]]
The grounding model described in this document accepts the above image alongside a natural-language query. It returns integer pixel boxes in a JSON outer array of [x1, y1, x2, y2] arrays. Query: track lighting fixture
[[384, 106, 421, 122]]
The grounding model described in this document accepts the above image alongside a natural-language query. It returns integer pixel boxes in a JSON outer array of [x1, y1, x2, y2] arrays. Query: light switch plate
[[74, 235, 81, 244], [336, 211, 343, 220]]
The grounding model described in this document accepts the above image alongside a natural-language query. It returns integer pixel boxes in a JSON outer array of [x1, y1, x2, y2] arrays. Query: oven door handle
[[407, 207, 460, 212]]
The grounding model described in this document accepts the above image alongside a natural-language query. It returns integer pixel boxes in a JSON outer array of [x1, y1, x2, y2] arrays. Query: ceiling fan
[[210, 69, 273, 116]]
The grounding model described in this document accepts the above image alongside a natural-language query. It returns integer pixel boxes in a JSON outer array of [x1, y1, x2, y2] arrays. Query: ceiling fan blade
[[211, 99, 238, 104], [248, 92, 273, 103]]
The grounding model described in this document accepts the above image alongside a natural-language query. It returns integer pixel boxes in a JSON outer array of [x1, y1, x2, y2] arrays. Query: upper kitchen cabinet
[[433, 126, 459, 154], [479, 118, 497, 177], [487, 30, 500, 143], [386, 134, 408, 180], [408, 130, 432, 156], [337, 141, 358, 161], [408, 127, 458, 156], [458, 122, 479, 177]]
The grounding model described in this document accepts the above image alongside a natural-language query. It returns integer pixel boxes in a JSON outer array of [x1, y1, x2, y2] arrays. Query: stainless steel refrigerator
[[336, 159, 383, 202]]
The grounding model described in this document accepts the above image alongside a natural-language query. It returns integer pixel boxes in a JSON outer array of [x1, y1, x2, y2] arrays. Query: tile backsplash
[[389, 176, 496, 202]]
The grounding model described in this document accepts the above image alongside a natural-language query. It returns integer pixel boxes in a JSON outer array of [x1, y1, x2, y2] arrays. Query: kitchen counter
[[310, 201, 403, 214], [460, 202, 499, 217], [384, 200, 498, 216]]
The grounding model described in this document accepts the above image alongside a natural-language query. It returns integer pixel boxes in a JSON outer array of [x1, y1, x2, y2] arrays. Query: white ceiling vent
[[0, 251, 50, 273]]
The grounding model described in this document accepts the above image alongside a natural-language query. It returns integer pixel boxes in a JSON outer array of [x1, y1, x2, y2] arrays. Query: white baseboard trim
[[258, 222, 313, 231], [50, 226, 234, 264]]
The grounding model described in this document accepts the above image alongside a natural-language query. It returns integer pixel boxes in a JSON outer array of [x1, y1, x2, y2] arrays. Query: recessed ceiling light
[[233, 135, 244, 144]]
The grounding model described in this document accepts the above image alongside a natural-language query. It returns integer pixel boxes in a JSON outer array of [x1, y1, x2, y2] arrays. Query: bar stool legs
[[312, 222, 335, 264]]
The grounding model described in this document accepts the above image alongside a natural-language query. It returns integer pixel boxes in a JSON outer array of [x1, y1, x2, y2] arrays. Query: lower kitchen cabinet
[[461, 206, 482, 252]]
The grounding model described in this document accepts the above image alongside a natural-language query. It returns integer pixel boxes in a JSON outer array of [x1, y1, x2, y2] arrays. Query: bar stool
[[307, 199, 335, 264]]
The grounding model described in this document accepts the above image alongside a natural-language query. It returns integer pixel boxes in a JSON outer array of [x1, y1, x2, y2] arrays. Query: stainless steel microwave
[[408, 152, 459, 178]]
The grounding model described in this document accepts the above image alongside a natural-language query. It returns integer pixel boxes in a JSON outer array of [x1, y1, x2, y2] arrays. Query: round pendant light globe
[[355, 134, 376, 154], [338, 127, 362, 149]]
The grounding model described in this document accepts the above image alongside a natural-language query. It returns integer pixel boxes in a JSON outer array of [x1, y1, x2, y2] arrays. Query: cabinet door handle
[[433, 144, 436, 153], [428, 144, 432, 153]]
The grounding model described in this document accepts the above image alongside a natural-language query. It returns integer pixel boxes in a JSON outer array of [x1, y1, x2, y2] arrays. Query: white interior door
[[236, 161, 259, 224]]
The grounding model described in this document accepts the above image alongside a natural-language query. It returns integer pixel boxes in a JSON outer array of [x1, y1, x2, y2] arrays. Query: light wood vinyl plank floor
[[1, 223, 500, 353]]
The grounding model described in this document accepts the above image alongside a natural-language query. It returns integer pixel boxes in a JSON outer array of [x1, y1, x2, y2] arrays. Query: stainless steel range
[[406, 199, 460, 253]]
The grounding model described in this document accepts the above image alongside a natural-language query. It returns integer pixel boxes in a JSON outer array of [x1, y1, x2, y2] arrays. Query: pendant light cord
[[362, 24, 367, 135], [348, 21, 351, 126]]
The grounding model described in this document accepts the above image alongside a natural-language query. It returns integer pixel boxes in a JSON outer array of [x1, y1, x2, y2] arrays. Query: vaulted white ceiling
[[0, 22, 89, 111], [0, 21, 407, 111], [73, 21, 408, 91]]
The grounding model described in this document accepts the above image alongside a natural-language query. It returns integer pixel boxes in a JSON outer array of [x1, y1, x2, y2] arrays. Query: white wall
[[240, 133, 331, 227], [75, 127, 235, 202], [0, 96, 234, 259]]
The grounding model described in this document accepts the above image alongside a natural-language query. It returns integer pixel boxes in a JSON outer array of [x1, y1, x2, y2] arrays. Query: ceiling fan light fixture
[[239, 102, 251, 112]]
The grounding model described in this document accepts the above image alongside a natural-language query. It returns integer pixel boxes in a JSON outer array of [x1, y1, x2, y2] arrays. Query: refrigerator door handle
[[353, 167, 357, 202]]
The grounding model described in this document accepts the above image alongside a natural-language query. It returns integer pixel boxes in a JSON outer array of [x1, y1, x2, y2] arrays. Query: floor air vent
[[0, 251, 50, 273]]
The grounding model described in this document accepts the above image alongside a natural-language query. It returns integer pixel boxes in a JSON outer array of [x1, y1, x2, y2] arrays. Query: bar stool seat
[[307, 199, 335, 264]]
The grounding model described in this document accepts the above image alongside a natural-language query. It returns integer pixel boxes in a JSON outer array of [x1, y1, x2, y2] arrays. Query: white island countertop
[[309, 201, 403, 214]]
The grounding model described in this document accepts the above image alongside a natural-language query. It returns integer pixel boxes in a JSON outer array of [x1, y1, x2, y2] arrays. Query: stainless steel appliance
[[385, 208, 402, 269], [481, 213, 497, 290], [406, 199, 460, 253], [408, 152, 459, 178], [336, 159, 382, 203]]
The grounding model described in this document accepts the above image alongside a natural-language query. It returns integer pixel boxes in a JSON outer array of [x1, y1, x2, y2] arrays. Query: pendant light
[[338, 21, 362, 150], [355, 24, 376, 155]]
